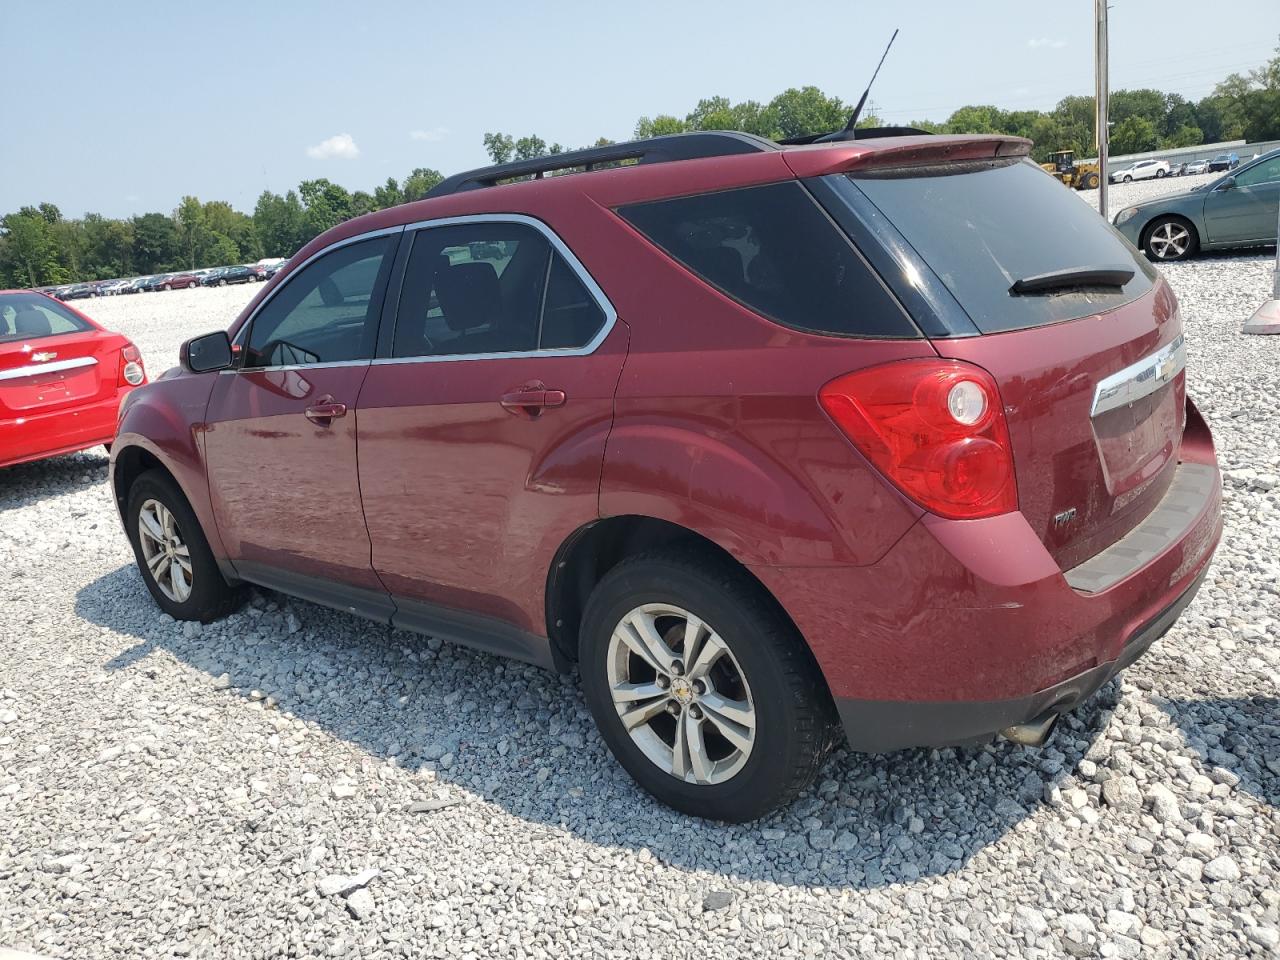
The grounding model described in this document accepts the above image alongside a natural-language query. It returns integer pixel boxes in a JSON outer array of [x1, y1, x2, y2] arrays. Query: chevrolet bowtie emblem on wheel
[[31, 351, 58, 362]]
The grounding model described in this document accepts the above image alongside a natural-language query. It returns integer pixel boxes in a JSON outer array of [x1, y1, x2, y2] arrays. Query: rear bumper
[[832, 564, 1207, 751], [749, 404, 1222, 752], [0, 388, 128, 469]]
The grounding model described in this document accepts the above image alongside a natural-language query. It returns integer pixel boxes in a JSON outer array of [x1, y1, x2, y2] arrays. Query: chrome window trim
[[373, 212, 618, 365], [230, 225, 405, 351], [1091, 334, 1185, 417], [218, 359, 370, 375], [0, 355, 98, 382]]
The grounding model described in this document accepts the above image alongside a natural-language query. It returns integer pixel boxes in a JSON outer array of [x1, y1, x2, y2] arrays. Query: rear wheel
[[1081, 172, 1099, 190], [1156, 168, 1166, 178], [579, 550, 837, 822], [162, 283, 171, 291], [126, 469, 246, 622], [1143, 216, 1198, 262]]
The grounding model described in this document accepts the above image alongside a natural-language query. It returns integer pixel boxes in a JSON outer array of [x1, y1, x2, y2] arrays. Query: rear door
[[0, 295, 121, 421], [356, 217, 626, 640], [203, 232, 399, 607], [1203, 154, 1280, 244], [823, 159, 1186, 569]]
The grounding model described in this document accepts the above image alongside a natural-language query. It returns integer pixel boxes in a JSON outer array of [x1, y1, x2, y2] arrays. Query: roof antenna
[[844, 28, 899, 133]]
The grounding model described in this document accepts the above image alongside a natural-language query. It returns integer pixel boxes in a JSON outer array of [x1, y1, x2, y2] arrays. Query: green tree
[[483, 132, 515, 163], [373, 177, 403, 210], [761, 86, 848, 140], [253, 190, 307, 257], [298, 179, 352, 237], [1109, 115, 1160, 154], [174, 196, 207, 270], [0, 211, 62, 286], [132, 213, 179, 273], [401, 167, 443, 202], [634, 115, 689, 139], [945, 105, 1006, 134], [1162, 124, 1204, 149]]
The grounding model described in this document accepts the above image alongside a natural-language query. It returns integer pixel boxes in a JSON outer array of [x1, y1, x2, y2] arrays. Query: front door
[[204, 232, 400, 615], [356, 218, 626, 645], [1204, 154, 1280, 245]]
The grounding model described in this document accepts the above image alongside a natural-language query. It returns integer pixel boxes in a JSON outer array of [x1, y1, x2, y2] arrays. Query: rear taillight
[[819, 359, 1017, 520], [119, 343, 146, 387]]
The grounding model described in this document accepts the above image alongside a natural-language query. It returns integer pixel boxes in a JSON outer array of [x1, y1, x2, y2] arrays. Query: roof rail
[[425, 131, 779, 198]]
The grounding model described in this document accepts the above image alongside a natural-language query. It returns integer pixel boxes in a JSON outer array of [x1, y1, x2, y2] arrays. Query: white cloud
[[409, 127, 449, 142], [1028, 37, 1067, 49], [305, 133, 360, 160]]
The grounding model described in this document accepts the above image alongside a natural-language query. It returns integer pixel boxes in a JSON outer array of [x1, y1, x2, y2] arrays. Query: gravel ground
[[2, 181, 1279, 959]]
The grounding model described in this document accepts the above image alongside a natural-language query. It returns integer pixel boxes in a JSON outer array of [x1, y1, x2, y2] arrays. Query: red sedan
[[1, 290, 146, 469]]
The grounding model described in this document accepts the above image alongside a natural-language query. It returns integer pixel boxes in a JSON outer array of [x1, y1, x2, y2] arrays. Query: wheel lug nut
[[692, 680, 705, 695], [688, 704, 702, 720], [671, 660, 685, 676], [656, 676, 669, 690], [667, 702, 682, 716]]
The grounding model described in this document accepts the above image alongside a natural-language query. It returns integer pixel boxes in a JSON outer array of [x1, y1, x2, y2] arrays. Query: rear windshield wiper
[[1009, 264, 1135, 296]]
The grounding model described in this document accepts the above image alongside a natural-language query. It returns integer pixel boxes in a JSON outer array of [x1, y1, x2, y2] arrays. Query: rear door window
[[618, 182, 918, 338], [843, 159, 1155, 333]]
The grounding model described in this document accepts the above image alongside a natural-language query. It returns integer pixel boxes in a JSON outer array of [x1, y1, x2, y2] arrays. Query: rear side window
[[392, 221, 607, 358], [846, 160, 1156, 334], [0, 294, 93, 342], [618, 182, 918, 338]]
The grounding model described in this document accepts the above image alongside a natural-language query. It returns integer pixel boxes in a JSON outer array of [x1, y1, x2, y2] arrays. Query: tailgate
[[935, 288, 1185, 568]]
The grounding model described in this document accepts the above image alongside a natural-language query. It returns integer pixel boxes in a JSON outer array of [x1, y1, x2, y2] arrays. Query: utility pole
[[1095, 0, 1110, 220]]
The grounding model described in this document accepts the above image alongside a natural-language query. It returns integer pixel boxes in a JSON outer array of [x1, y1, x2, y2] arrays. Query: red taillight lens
[[819, 360, 1017, 520], [119, 343, 146, 387]]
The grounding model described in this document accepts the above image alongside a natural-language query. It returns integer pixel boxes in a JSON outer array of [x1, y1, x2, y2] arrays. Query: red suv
[[110, 132, 1221, 821]]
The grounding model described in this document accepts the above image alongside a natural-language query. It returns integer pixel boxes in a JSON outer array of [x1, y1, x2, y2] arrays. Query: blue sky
[[2, 0, 1276, 218]]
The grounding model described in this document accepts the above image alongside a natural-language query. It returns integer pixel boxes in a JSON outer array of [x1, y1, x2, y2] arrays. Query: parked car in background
[[264, 260, 287, 279], [135, 275, 169, 293], [1, 290, 146, 469], [248, 264, 268, 281], [1184, 159, 1210, 176], [98, 279, 132, 296], [199, 268, 227, 286], [61, 283, 99, 300], [160, 273, 200, 291], [1114, 148, 1280, 261], [202, 265, 254, 286], [111, 130, 1221, 821], [1207, 153, 1239, 172], [1110, 159, 1170, 183]]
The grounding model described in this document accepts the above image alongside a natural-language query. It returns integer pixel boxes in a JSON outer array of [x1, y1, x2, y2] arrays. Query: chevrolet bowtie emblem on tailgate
[[31, 351, 58, 362]]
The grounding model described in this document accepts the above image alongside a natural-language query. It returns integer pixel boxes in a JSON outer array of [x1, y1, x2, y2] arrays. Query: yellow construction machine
[[1040, 150, 1100, 190]]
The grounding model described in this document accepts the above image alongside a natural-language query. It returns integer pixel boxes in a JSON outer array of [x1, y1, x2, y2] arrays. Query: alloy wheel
[[606, 603, 756, 785], [137, 498, 193, 602], [1149, 221, 1191, 260]]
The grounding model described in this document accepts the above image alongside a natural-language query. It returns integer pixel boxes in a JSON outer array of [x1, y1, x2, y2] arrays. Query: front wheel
[[1123, 174, 1133, 183], [579, 550, 837, 822], [126, 469, 246, 622], [1144, 217, 1198, 262], [1081, 172, 1099, 190]]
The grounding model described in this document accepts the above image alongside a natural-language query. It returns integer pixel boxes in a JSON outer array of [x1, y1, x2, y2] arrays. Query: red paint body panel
[[356, 324, 629, 630], [203, 365, 383, 590]]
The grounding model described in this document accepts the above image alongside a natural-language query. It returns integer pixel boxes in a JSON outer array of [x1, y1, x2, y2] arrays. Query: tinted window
[[0, 294, 93, 343], [618, 181, 916, 338], [244, 236, 394, 368], [848, 160, 1156, 334], [392, 222, 607, 358], [1234, 155, 1280, 187]]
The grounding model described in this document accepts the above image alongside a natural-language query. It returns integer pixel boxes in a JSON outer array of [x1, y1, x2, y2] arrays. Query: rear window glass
[[0, 294, 94, 343], [618, 181, 918, 339], [846, 159, 1155, 334]]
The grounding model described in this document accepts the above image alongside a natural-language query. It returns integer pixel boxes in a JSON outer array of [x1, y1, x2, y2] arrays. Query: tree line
[[3, 40, 1276, 289]]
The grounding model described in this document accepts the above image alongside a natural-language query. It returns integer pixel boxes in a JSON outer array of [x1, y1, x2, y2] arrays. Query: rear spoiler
[[781, 135, 1032, 179]]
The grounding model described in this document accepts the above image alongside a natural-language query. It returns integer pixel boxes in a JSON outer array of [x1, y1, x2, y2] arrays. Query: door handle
[[500, 383, 566, 417], [304, 399, 347, 425]]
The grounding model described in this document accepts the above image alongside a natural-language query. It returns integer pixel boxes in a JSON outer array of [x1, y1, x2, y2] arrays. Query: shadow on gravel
[[77, 564, 1113, 891], [0, 450, 110, 512], [1161, 697, 1280, 808]]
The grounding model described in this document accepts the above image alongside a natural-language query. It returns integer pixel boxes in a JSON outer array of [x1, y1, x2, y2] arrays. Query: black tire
[[579, 549, 837, 822], [125, 468, 246, 623], [1123, 174, 1133, 183], [1142, 215, 1199, 262], [1155, 168, 1166, 178], [1081, 172, 1099, 190], [162, 284, 171, 291]]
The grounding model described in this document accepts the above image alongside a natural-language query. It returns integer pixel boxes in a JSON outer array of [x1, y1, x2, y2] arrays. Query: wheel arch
[[545, 514, 818, 675]]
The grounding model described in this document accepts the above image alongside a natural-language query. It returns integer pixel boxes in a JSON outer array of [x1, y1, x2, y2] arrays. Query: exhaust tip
[[1000, 711, 1061, 747]]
